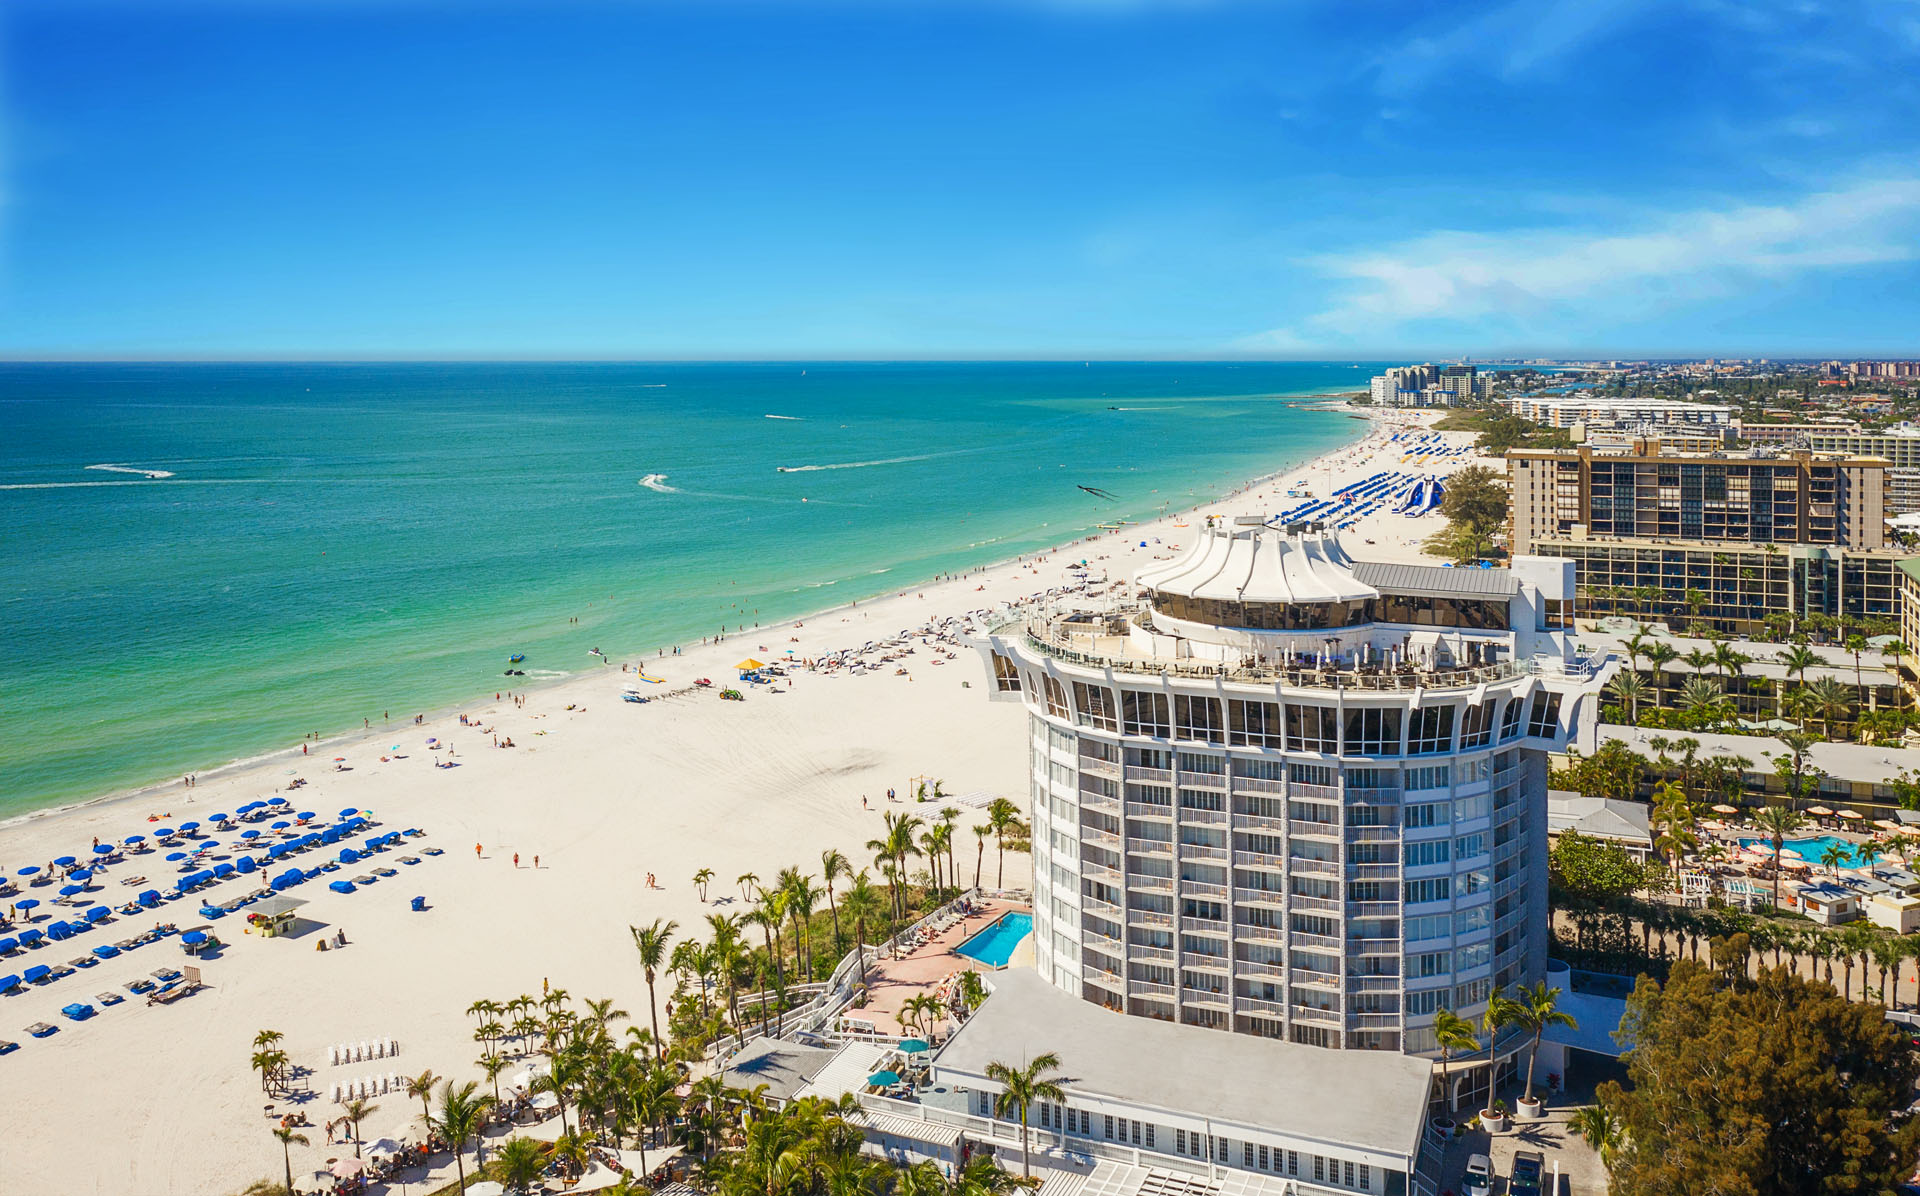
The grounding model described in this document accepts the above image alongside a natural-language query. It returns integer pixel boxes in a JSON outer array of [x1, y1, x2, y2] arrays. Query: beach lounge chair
[[0, 1039, 16, 1054], [50, 964, 74, 979], [125, 978, 154, 994], [85, 906, 110, 924], [70, 956, 96, 969], [91, 944, 120, 960], [328, 880, 355, 895], [26, 1021, 56, 1038], [23, 965, 51, 984], [96, 991, 123, 1006], [0, 937, 16, 956], [0, 974, 18, 993], [60, 1002, 94, 1020], [152, 966, 181, 983]]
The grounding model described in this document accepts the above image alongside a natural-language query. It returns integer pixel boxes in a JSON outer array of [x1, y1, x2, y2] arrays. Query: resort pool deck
[[1738, 834, 1881, 867], [953, 911, 1032, 968]]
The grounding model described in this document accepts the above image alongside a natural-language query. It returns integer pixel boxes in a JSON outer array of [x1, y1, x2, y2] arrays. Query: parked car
[[1462, 1153, 1494, 1196], [1509, 1149, 1546, 1196]]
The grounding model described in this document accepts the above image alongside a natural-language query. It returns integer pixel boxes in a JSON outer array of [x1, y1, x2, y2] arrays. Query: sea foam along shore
[[0, 407, 1492, 1195]]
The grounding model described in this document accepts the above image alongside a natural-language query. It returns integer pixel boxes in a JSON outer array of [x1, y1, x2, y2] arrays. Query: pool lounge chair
[[25, 1021, 56, 1038]]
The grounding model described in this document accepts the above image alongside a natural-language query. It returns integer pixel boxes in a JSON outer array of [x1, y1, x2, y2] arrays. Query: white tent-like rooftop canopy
[[1135, 519, 1378, 606]]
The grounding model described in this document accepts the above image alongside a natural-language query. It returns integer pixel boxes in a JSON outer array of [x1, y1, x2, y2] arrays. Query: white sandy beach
[[0, 406, 1494, 1195]]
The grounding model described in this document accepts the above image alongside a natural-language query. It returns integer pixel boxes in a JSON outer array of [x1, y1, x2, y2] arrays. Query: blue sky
[[5, 0, 1920, 359]]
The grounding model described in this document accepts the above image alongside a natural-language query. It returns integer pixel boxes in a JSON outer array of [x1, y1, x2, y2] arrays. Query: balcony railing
[[1292, 968, 1342, 988], [1292, 1003, 1341, 1024], [1128, 766, 1174, 785], [1291, 820, 1341, 839], [1231, 776, 1286, 795]]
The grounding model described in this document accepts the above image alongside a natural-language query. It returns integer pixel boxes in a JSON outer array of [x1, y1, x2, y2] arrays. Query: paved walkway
[[852, 899, 1026, 1040]]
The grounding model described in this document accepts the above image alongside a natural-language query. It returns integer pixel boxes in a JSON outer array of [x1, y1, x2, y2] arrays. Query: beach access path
[[0, 407, 1493, 1194]]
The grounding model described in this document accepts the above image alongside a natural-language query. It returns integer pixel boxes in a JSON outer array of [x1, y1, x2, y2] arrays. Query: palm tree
[[1478, 990, 1520, 1112], [706, 912, 748, 1046], [1508, 982, 1578, 1104], [1749, 805, 1805, 910], [868, 811, 926, 928], [1820, 842, 1853, 877], [404, 1068, 442, 1130], [1805, 676, 1854, 738], [627, 1062, 680, 1174], [341, 1097, 378, 1157], [630, 918, 678, 1060], [486, 1136, 549, 1194], [549, 1129, 594, 1182], [782, 870, 821, 978], [737, 872, 760, 902], [693, 868, 714, 902], [1874, 935, 1905, 1009], [480, 1052, 512, 1104], [1643, 642, 1679, 707], [431, 1079, 496, 1191], [1607, 671, 1649, 724], [270, 1126, 307, 1196], [1650, 781, 1696, 876], [1778, 644, 1820, 714], [821, 848, 849, 953], [986, 797, 1023, 888], [1679, 676, 1730, 726], [1682, 646, 1716, 679], [972, 825, 992, 889], [1431, 1008, 1479, 1114], [841, 870, 885, 983], [984, 1053, 1068, 1178], [1713, 641, 1751, 689], [1846, 632, 1870, 702], [1567, 1103, 1624, 1173]]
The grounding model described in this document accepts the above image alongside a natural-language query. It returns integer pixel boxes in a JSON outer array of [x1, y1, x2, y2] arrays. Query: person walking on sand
[[475, 843, 482, 860], [532, 855, 539, 869], [513, 852, 520, 869]]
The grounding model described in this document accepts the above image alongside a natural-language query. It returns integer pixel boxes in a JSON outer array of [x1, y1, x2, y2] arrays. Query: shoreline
[[0, 402, 1494, 1195], [4, 403, 1375, 832]]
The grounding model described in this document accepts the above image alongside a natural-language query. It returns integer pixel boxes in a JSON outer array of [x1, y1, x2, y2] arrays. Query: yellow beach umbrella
[[736, 658, 765, 671]]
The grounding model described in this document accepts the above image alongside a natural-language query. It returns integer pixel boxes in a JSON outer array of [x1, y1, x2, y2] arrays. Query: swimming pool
[[954, 912, 1032, 968], [1738, 834, 1881, 867]]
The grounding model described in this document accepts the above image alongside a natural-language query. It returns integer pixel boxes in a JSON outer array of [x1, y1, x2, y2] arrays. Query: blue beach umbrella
[[58, 884, 83, 897], [53, 856, 77, 867], [16, 899, 39, 912], [339, 808, 358, 817], [241, 830, 261, 840], [16, 866, 39, 878], [165, 852, 189, 862], [69, 869, 91, 882], [124, 835, 145, 846], [181, 930, 207, 945], [272, 821, 291, 831], [297, 812, 316, 821], [866, 1070, 901, 1087], [92, 844, 112, 856], [209, 813, 228, 822], [267, 797, 288, 806]]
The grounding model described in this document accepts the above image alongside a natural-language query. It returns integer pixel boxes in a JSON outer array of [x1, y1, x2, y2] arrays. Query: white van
[[1462, 1153, 1494, 1196]]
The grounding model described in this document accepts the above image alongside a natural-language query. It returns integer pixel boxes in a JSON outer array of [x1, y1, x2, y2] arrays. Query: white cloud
[[1254, 177, 1920, 344], [1369, 0, 1656, 97]]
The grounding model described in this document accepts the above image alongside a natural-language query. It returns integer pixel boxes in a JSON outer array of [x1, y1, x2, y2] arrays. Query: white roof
[[798, 1041, 892, 1103], [1135, 523, 1378, 606]]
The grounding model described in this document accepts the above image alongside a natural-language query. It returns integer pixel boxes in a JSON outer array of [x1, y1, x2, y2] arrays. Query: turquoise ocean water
[[2, 362, 1372, 815]]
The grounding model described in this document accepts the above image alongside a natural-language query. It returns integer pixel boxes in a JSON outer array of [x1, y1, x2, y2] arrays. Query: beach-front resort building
[[973, 520, 1607, 1080]]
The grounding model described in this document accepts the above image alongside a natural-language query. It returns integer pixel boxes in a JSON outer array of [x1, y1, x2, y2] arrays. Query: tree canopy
[[1548, 830, 1657, 907], [1600, 957, 1920, 1196]]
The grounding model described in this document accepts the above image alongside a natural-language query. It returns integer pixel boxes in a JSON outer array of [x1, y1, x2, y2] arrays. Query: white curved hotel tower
[[975, 518, 1606, 1078]]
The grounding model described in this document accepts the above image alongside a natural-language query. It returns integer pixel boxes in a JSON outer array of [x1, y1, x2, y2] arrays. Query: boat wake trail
[[764, 414, 803, 421], [776, 450, 977, 473], [86, 463, 176, 479], [639, 473, 680, 493]]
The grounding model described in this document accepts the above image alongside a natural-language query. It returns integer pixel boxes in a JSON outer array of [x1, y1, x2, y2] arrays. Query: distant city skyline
[[6, 1, 1920, 359]]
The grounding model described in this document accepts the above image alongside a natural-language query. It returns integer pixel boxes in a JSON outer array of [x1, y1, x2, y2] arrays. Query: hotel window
[[1042, 675, 1071, 720], [1228, 699, 1284, 748], [1405, 987, 1444, 1016], [1218, 1137, 1229, 1163], [991, 652, 1022, 692], [1407, 706, 1456, 755], [1257, 1145, 1269, 1171], [1315, 1156, 1326, 1183], [1454, 905, 1491, 935], [1411, 951, 1449, 978], [1122, 691, 1171, 738], [1407, 840, 1451, 868], [1406, 914, 1450, 943], [1455, 832, 1486, 859], [1405, 802, 1446, 829], [1454, 756, 1490, 785], [1343, 707, 1403, 756], [1499, 700, 1525, 742], [1360, 1163, 1372, 1191], [1408, 877, 1452, 904], [1526, 692, 1563, 738], [1175, 696, 1226, 744], [1345, 1161, 1356, 1188], [1455, 942, 1492, 971], [1287, 1151, 1299, 1176], [1244, 1143, 1255, 1169], [1178, 751, 1225, 775], [1405, 765, 1447, 791], [1454, 792, 1490, 822], [1285, 703, 1339, 753], [1104, 1115, 1114, 1140], [1456, 977, 1492, 1006], [1074, 682, 1119, 732], [1459, 699, 1496, 749]]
